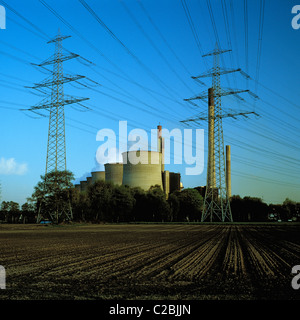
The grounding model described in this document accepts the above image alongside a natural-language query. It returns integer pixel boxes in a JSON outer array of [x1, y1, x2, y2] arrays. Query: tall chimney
[[207, 88, 216, 188], [157, 125, 164, 172], [226, 145, 231, 199]]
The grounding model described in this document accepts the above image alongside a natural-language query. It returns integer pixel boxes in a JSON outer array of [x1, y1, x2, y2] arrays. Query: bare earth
[[0, 223, 299, 300]]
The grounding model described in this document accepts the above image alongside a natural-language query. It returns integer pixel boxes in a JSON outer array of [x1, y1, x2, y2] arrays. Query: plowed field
[[0, 223, 299, 300]]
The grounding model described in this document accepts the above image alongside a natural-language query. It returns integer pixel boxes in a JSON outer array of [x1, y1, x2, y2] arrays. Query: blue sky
[[0, 0, 299, 206]]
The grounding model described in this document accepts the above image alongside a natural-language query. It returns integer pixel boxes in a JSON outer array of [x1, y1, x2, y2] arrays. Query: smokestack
[[208, 88, 216, 188], [226, 145, 231, 199], [157, 124, 164, 172], [157, 125, 162, 140]]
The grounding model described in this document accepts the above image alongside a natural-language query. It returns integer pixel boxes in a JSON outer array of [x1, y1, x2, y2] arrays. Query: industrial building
[[75, 125, 182, 198]]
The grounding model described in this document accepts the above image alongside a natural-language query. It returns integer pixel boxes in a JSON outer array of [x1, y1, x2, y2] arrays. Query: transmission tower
[[24, 30, 90, 223], [182, 44, 258, 222]]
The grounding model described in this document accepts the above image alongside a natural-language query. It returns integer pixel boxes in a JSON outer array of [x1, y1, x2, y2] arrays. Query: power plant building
[[104, 163, 123, 186], [80, 180, 88, 192], [122, 151, 163, 190], [76, 125, 182, 197], [91, 170, 105, 183]]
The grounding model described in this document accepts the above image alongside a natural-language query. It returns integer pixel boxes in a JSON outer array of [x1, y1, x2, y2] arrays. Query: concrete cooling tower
[[74, 184, 81, 192], [104, 163, 123, 185], [91, 171, 105, 184], [122, 151, 163, 190], [80, 180, 88, 192], [86, 177, 92, 186], [77, 125, 182, 196]]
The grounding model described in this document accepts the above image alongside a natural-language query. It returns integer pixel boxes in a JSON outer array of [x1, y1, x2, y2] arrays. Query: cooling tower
[[105, 163, 123, 185], [80, 180, 88, 192], [74, 184, 81, 192], [91, 171, 105, 184], [122, 151, 163, 190], [86, 177, 92, 186]]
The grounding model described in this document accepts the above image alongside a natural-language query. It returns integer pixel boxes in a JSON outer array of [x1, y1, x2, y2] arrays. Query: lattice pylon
[[182, 45, 258, 222], [33, 31, 85, 223], [43, 31, 73, 223], [46, 31, 67, 175], [24, 29, 92, 223], [201, 46, 232, 222]]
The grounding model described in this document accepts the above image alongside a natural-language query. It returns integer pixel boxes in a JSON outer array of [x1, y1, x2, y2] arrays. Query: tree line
[[0, 170, 299, 223], [71, 180, 204, 223]]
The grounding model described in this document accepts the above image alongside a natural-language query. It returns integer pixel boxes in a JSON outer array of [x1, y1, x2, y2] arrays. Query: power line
[[232, 170, 300, 190], [205, 0, 231, 88], [220, 0, 238, 90], [80, 0, 182, 103], [40, 0, 190, 116], [1, 0, 299, 200], [244, 0, 249, 76], [181, 0, 208, 72], [137, 0, 192, 77], [255, 0, 265, 94], [0, 32, 185, 125], [0, 0, 50, 40], [229, 0, 240, 68], [39, 0, 129, 81], [122, 0, 196, 96]]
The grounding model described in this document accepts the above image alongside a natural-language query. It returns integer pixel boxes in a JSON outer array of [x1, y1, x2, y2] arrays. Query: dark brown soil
[[0, 223, 299, 300]]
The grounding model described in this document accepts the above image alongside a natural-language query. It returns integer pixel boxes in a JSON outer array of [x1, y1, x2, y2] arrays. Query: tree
[[0, 201, 20, 223], [71, 187, 90, 222], [31, 170, 74, 223], [231, 195, 268, 222], [87, 180, 115, 222], [111, 185, 136, 222], [282, 198, 297, 220], [176, 188, 203, 222], [131, 187, 148, 222], [243, 196, 268, 221], [20, 202, 36, 223], [146, 186, 170, 222], [230, 195, 246, 221], [168, 192, 180, 222], [0, 201, 9, 222]]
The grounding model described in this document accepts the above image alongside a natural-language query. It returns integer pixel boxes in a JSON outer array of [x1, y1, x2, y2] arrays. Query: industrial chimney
[[157, 125, 165, 172], [226, 145, 231, 199], [207, 88, 216, 188]]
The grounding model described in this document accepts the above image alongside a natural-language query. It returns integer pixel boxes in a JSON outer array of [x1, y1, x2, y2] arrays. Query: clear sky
[[0, 0, 299, 206]]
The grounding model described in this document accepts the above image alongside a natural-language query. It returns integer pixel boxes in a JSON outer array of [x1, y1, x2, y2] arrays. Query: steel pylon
[[182, 44, 258, 222], [203, 47, 231, 222], [46, 32, 67, 176], [25, 30, 90, 223]]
